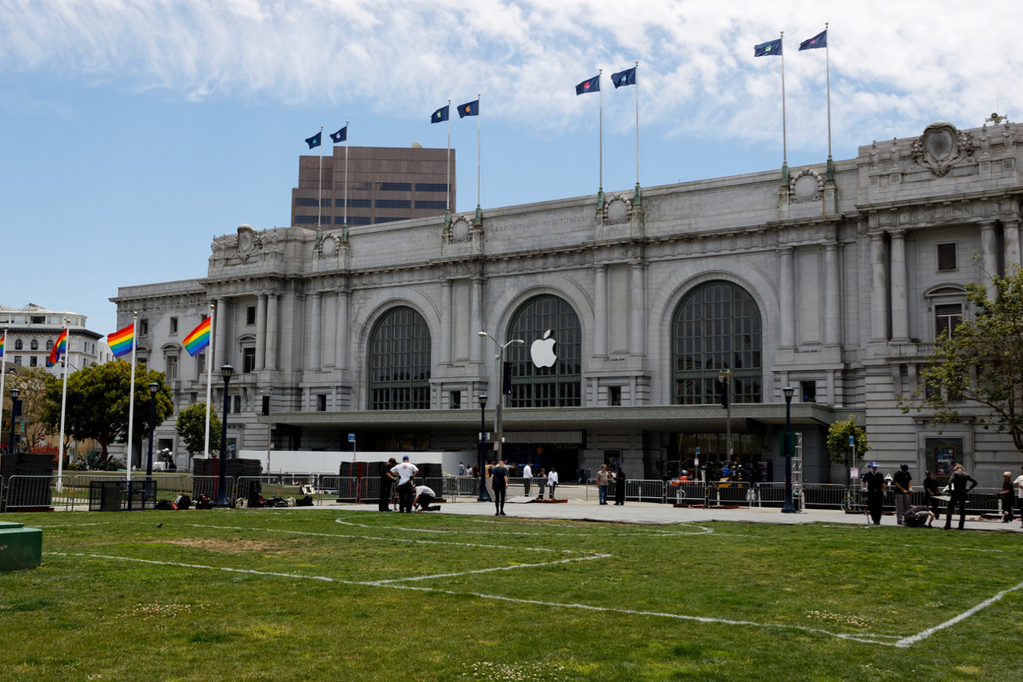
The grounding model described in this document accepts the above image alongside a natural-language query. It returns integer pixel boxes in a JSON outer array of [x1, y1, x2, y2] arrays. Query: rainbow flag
[[0, 333, 4, 358], [183, 317, 211, 356], [107, 323, 135, 358], [48, 329, 68, 367]]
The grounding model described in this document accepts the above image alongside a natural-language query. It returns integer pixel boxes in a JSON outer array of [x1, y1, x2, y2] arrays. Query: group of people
[[595, 464, 627, 505], [377, 456, 440, 513]]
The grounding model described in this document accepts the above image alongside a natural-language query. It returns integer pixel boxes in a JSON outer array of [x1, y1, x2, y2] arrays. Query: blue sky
[[2, 0, 1022, 336]]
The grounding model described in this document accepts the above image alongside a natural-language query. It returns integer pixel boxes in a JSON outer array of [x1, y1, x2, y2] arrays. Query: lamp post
[[8, 387, 20, 456], [215, 364, 234, 508], [477, 393, 490, 502], [782, 386, 796, 513], [477, 331, 525, 465], [146, 382, 158, 483], [262, 386, 273, 474]]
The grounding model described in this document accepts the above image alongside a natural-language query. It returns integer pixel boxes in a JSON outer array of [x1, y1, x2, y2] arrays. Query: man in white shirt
[[413, 485, 439, 511], [458, 461, 465, 476], [390, 456, 419, 513], [547, 468, 559, 500], [522, 462, 532, 498], [1014, 465, 1023, 528]]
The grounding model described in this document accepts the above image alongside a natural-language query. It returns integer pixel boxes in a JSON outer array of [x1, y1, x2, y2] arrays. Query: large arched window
[[506, 295, 581, 407], [672, 281, 762, 405], [368, 306, 432, 410]]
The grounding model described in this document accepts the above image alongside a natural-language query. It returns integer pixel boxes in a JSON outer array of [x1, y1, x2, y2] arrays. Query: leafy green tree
[[825, 415, 871, 466], [41, 360, 173, 463], [3, 367, 52, 449], [175, 402, 222, 457], [900, 269, 1023, 453]]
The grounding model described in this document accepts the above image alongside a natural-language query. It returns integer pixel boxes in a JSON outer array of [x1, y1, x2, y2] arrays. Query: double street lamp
[[477, 331, 524, 466], [7, 387, 20, 456], [477, 393, 490, 502], [215, 364, 234, 508], [146, 382, 159, 483], [782, 385, 796, 514]]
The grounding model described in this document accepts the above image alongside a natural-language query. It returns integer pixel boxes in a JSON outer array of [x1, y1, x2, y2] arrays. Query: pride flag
[[48, 329, 68, 367], [0, 333, 4, 358], [107, 323, 135, 358], [183, 317, 211, 356]]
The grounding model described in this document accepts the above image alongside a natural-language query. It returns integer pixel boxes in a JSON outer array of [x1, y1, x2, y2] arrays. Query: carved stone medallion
[[789, 168, 823, 203], [450, 216, 472, 242], [911, 121, 975, 177], [605, 196, 631, 224]]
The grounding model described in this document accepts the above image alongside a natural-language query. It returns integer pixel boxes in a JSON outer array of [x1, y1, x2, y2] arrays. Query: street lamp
[[262, 386, 273, 474], [478, 393, 490, 502], [146, 382, 159, 484], [8, 387, 20, 456], [478, 331, 525, 464], [215, 364, 234, 508], [782, 386, 796, 513]]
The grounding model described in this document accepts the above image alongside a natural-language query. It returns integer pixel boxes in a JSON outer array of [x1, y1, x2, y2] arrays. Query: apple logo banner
[[531, 330, 557, 369]]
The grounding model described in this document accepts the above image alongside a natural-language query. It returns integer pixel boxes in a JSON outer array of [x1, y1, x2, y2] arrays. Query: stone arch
[[484, 273, 593, 360]]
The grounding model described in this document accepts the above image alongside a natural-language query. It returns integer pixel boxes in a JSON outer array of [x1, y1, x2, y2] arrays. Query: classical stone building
[[113, 120, 1022, 486], [0, 303, 111, 374]]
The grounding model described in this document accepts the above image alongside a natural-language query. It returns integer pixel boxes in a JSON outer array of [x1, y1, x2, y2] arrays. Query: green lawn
[[1, 509, 1020, 682]]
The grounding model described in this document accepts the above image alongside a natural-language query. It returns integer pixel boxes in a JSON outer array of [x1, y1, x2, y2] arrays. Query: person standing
[[596, 464, 611, 505], [923, 471, 940, 518], [861, 462, 886, 526], [390, 456, 419, 513], [613, 467, 627, 506], [893, 464, 913, 525], [458, 461, 465, 476], [379, 458, 397, 511], [491, 459, 509, 516], [537, 468, 547, 500], [547, 468, 559, 500], [1000, 471, 1015, 523], [943, 464, 978, 530], [1015, 465, 1023, 528], [521, 461, 532, 498]]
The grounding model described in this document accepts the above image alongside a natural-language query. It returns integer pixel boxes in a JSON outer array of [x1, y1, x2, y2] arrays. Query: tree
[[825, 415, 871, 466], [899, 268, 1023, 453], [41, 360, 173, 463], [175, 402, 222, 457], [2, 367, 53, 450]]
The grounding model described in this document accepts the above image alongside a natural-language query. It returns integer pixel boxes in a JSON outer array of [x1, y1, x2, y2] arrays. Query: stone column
[[441, 279, 453, 364], [824, 243, 841, 347], [1005, 219, 1022, 272], [779, 247, 795, 349], [266, 294, 278, 370], [470, 276, 483, 363], [255, 293, 267, 370], [309, 291, 322, 371], [335, 289, 349, 370], [629, 261, 646, 355], [594, 264, 608, 357], [890, 230, 909, 343], [980, 221, 997, 297], [214, 297, 230, 367], [870, 233, 887, 342]]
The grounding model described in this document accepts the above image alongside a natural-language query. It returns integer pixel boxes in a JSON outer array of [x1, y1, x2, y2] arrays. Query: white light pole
[[478, 331, 524, 464]]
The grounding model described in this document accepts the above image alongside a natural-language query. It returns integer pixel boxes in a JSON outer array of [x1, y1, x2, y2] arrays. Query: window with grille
[[166, 355, 178, 380], [672, 281, 763, 405], [243, 347, 256, 373], [937, 243, 957, 271], [369, 307, 432, 410], [506, 296, 582, 407], [935, 304, 962, 339]]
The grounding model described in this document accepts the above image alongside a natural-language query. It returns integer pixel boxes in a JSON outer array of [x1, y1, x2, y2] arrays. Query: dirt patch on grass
[[152, 538, 281, 553]]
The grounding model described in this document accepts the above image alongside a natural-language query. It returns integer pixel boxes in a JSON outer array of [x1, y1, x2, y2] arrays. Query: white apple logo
[[531, 329, 557, 368]]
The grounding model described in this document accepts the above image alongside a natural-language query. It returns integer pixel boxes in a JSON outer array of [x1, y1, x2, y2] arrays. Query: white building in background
[[113, 123, 1023, 486], [0, 303, 111, 374]]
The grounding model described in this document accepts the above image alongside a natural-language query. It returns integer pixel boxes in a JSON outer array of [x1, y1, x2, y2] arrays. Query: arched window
[[30, 340, 39, 350], [506, 295, 581, 407], [46, 340, 54, 351], [14, 339, 23, 350], [672, 281, 762, 405], [368, 307, 431, 410]]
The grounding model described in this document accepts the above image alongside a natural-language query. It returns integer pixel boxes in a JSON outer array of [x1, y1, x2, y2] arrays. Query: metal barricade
[[316, 476, 360, 503], [189, 475, 233, 504], [236, 476, 283, 502], [71, 474, 127, 510], [452, 476, 479, 499], [802, 484, 848, 510], [673, 481, 707, 505], [707, 481, 752, 507], [754, 482, 786, 508], [626, 479, 668, 503], [4, 475, 74, 512]]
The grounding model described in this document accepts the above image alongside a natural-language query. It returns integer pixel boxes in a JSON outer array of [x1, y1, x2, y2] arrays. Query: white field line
[[45, 551, 898, 646], [894, 577, 1023, 648], [364, 553, 612, 585], [333, 518, 715, 537]]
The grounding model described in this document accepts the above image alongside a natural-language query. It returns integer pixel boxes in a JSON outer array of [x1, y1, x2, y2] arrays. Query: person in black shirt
[[614, 467, 627, 506], [943, 464, 978, 530], [922, 471, 940, 518], [1000, 471, 1015, 523], [892, 464, 912, 525], [491, 460, 509, 516], [379, 458, 396, 511], [861, 462, 886, 525]]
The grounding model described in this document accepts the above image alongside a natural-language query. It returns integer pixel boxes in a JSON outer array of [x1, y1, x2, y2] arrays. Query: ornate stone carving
[[605, 195, 632, 224], [449, 215, 472, 242], [911, 121, 975, 177], [789, 168, 824, 203]]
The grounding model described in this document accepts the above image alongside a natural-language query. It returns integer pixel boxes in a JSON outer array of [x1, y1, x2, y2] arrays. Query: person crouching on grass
[[413, 485, 440, 512], [902, 505, 935, 528]]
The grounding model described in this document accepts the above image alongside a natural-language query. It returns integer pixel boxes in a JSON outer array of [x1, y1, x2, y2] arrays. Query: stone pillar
[[441, 279, 453, 364], [255, 293, 267, 370], [266, 294, 279, 370], [335, 289, 349, 370], [470, 276, 483, 363], [309, 291, 322, 371], [824, 243, 841, 347], [870, 233, 887, 342], [779, 247, 795, 349], [214, 297, 230, 367], [980, 221, 997, 297], [594, 264, 608, 357], [890, 230, 909, 343], [629, 261, 646, 355], [1005, 219, 1022, 272]]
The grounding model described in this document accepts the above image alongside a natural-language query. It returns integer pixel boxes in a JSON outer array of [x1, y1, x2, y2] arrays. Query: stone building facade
[[112, 120, 1023, 486]]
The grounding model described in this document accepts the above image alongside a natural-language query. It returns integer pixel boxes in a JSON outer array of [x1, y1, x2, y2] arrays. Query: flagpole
[[126, 312, 138, 480], [446, 100, 452, 215], [477, 93, 481, 212], [344, 120, 350, 227], [203, 304, 215, 460], [635, 61, 640, 190], [0, 326, 6, 462], [780, 32, 788, 185], [599, 69, 604, 195], [56, 318, 70, 492], [317, 125, 323, 237], [825, 22, 834, 183]]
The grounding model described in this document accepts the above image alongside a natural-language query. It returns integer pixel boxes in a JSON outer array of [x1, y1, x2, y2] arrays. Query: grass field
[[1, 508, 1021, 682]]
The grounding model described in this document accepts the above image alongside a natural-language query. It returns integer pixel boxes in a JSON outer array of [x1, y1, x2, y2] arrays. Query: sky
[[2, 0, 1022, 337]]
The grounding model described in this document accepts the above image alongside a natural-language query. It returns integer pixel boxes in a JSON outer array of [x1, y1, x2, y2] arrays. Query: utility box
[[0, 521, 42, 572]]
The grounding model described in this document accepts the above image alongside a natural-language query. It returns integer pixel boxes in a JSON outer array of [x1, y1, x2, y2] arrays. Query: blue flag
[[754, 38, 783, 57], [576, 75, 600, 95], [457, 99, 479, 118], [330, 126, 347, 143], [611, 67, 637, 89], [431, 105, 450, 123], [305, 132, 321, 149], [799, 30, 827, 51]]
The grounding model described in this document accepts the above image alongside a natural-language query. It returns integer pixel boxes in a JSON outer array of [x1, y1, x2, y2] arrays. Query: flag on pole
[[330, 126, 347, 143], [47, 329, 68, 367], [754, 38, 783, 57], [183, 318, 212, 356], [431, 105, 450, 123], [457, 99, 479, 118], [305, 131, 322, 149], [0, 333, 4, 358], [107, 324, 135, 358], [799, 29, 827, 50], [576, 75, 600, 95], [611, 67, 637, 88]]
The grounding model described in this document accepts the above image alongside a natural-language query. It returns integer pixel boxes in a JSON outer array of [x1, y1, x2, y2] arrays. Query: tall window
[[369, 307, 432, 410], [935, 304, 962, 339], [673, 281, 762, 405], [243, 347, 256, 373], [166, 355, 178, 380], [506, 295, 582, 407]]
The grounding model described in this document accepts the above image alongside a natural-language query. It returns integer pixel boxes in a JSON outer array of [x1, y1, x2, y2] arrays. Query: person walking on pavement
[[1015, 465, 1023, 528], [379, 458, 397, 511], [522, 461, 532, 498], [943, 463, 978, 530], [1000, 471, 1015, 523], [861, 462, 886, 526], [893, 464, 912, 525], [547, 467, 559, 500], [491, 459, 509, 516], [613, 467, 627, 506], [390, 456, 419, 513], [923, 470, 940, 518], [596, 464, 611, 505]]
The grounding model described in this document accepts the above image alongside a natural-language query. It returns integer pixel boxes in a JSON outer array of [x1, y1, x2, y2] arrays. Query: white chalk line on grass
[[45, 550, 897, 646], [364, 553, 612, 585], [894, 577, 1023, 648], [333, 517, 715, 538]]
